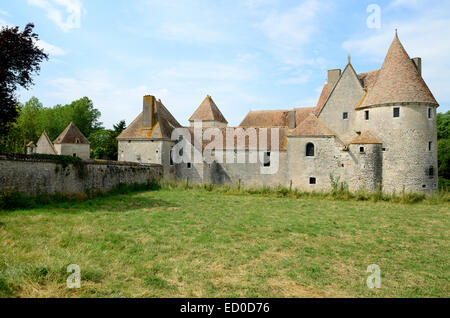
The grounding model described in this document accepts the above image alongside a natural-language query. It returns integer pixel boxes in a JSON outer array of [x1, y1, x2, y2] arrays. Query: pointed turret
[[54, 122, 90, 145], [361, 34, 438, 108], [189, 95, 228, 127]]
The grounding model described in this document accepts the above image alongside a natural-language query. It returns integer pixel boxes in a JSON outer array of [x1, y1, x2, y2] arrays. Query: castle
[[117, 34, 439, 194]]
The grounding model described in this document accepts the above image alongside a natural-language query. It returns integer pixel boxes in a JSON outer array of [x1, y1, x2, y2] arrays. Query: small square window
[[393, 107, 400, 118], [263, 152, 271, 167], [343, 112, 348, 119], [169, 149, 174, 166], [365, 111, 369, 120], [309, 177, 316, 185], [360, 147, 365, 153]]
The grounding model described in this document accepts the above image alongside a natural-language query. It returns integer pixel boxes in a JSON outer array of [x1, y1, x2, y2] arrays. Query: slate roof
[[291, 114, 335, 137], [350, 130, 382, 144], [117, 99, 182, 140], [189, 95, 228, 124], [53, 122, 90, 145], [361, 35, 438, 108]]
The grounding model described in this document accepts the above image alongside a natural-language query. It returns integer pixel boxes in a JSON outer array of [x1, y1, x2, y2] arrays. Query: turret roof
[[53, 122, 90, 145], [361, 35, 438, 108]]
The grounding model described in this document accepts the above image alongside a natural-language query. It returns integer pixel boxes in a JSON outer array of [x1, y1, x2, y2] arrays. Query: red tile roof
[[361, 35, 438, 108], [313, 83, 328, 115], [189, 95, 228, 124], [53, 122, 90, 144], [291, 114, 334, 137], [350, 130, 382, 144]]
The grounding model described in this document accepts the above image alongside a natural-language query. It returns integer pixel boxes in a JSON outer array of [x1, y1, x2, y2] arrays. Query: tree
[[437, 111, 450, 140], [0, 23, 48, 136], [89, 120, 126, 160], [438, 138, 450, 179]]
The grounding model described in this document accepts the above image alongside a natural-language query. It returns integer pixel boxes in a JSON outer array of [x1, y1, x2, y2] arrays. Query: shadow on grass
[[0, 182, 178, 214]]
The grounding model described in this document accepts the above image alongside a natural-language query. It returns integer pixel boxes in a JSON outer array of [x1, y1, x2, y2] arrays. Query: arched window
[[306, 143, 315, 157]]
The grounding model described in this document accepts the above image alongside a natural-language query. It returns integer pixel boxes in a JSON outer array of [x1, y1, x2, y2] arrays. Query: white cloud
[[36, 39, 67, 56], [27, 0, 85, 32], [157, 22, 223, 42], [0, 10, 11, 16]]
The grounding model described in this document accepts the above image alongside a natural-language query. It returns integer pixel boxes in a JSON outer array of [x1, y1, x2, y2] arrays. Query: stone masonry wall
[[0, 154, 163, 195]]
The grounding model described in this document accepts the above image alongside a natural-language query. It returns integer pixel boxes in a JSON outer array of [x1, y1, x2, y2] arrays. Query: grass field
[[0, 187, 448, 298]]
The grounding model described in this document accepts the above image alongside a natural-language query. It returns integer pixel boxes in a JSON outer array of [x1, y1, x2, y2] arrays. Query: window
[[393, 107, 400, 118], [187, 162, 192, 169], [428, 141, 432, 151], [306, 143, 315, 157], [360, 146, 365, 153], [169, 149, 174, 166], [73, 153, 77, 157], [428, 108, 432, 119], [365, 111, 369, 120], [309, 177, 316, 185], [76, 138, 80, 144], [343, 112, 348, 119], [428, 166, 434, 176], [263, 152, 271, 167]]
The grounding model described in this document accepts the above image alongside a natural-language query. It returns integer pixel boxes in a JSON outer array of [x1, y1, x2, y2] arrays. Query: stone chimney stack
[[412, 57, 422, 76], [327, 69, 341, 95], [289, 110, 296, 129], [143, 95, 155, 127]]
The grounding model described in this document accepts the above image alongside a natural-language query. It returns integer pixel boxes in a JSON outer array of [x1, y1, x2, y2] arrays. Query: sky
[[1, 0, 449, 128]]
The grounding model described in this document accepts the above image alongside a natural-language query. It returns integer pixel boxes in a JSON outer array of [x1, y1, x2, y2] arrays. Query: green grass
[[0, 186, 448, 298]]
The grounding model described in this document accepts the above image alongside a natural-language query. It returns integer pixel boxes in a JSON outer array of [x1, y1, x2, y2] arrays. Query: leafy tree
[[0, 23, 48, 135], [438, 138, 450, 179], [437, 111, 450, 140], [89, 120, 126, 160]]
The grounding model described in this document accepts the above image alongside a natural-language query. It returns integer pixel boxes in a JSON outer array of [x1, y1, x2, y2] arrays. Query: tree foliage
[[0, 23, 48, 135], [437, 110, 450, 180]]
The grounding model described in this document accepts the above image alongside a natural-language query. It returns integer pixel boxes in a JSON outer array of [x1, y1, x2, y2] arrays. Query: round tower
[[355, 34, 439, 193]]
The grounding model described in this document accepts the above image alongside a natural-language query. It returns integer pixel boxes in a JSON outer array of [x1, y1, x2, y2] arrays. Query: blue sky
[[1, 0, 449, 128]]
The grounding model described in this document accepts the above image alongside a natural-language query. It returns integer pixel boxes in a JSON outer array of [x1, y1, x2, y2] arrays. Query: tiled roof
[[189, 95, 228, 124], [294, 107, 314, 125], [291, 114, 334, 137], [361, 35, 438, 108], [358, 69, 380, 90], [187, 127, 288, 151], [117, 100, 182, 140], [239, 110, 290, 127], [350, 130, 382, 144], [313, 83, 328, 115], [53, 122, 90, 145], [26, 141, 35, 147]]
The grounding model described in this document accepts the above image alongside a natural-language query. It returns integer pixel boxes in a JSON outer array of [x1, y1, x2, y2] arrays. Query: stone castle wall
[[0, 154, 163, 195]]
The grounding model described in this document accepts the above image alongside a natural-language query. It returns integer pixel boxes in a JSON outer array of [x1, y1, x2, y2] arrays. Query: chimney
[[328, 69, 341, 94], [143, 95, 155, 127], [412, 57, 422, 75], [289, 110, 296, 129]]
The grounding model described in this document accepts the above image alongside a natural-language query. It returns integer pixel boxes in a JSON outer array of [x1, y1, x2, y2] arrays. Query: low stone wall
[[0, 154, 163, 195]]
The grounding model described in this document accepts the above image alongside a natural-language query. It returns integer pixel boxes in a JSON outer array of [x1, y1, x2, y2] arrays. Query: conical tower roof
[[361, 34, 438, 108], [54, 122, 90, 144], [189, 95, 228, 124]]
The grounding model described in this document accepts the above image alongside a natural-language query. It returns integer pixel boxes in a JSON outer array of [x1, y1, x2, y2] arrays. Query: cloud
[[157, 22, 223, 43], [27, 0, 85, 32], [0, 10, 11, 16], [36, 39, 67, 56]]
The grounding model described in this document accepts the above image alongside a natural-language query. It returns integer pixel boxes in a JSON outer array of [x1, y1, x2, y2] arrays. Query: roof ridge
[[189, 95, 228, 123]]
